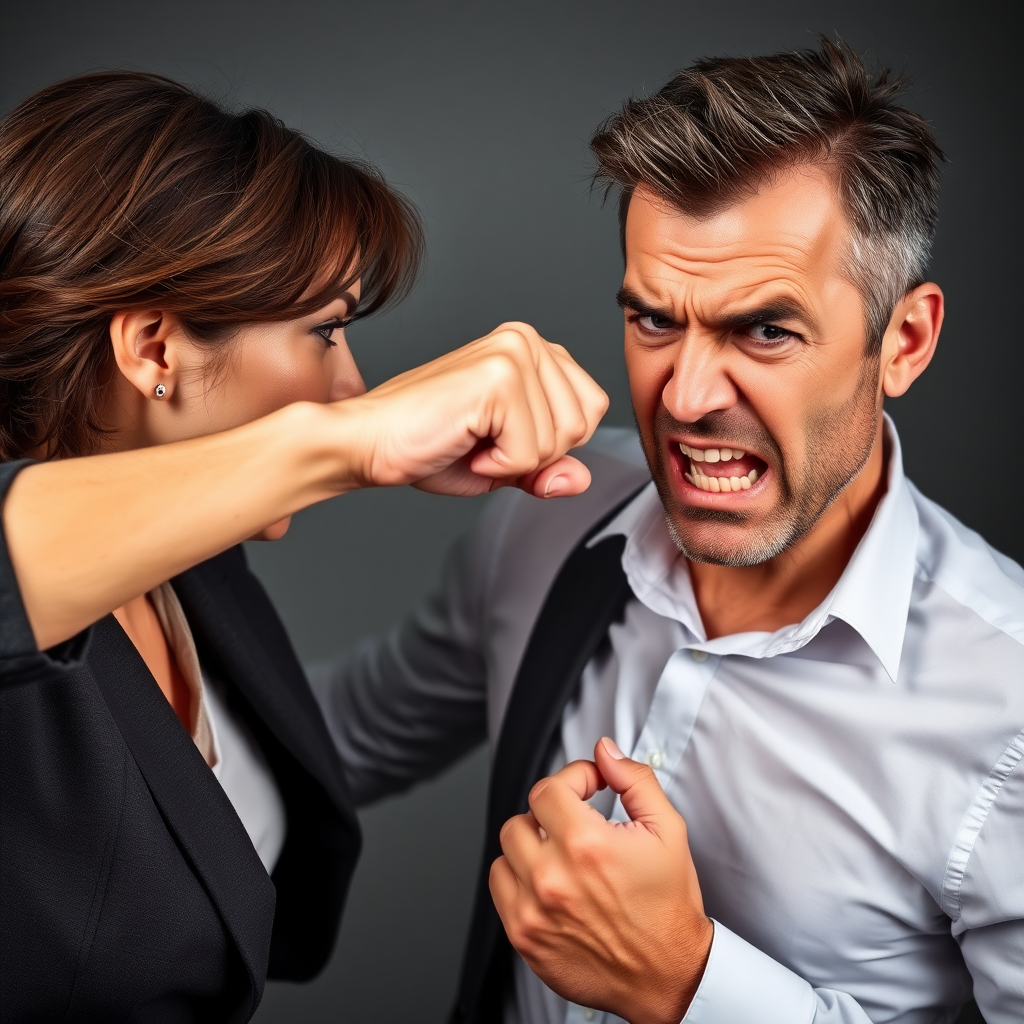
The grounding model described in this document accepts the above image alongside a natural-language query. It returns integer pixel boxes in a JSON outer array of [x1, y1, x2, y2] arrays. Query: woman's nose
[[332, 346, 367, 401]]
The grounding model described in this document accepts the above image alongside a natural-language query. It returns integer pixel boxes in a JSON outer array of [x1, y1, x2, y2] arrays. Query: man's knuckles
[[529, 861, 574, 913], [505, 901, 550, 958], [498, 811, 534, 851], [557, 824, 606, 870], [528, 775, 557, 808]]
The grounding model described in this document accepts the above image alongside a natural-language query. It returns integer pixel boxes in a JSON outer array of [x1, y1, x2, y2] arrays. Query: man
[[312, 39, 1023, 1024]]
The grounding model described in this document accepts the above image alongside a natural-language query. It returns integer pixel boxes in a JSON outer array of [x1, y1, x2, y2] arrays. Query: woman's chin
[[250, 516, 292, 542]]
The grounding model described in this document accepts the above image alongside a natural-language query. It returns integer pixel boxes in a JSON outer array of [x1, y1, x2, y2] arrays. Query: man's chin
[[663, 511, 795, 568]]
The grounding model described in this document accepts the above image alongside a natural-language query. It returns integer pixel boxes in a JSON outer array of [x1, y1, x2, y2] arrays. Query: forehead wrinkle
[[625, 252, 822, 332], [625, 168, 850, 321]]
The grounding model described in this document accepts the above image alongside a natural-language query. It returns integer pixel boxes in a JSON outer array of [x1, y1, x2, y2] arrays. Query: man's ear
[[108, 310, 185, 400], [880, 283, 944, 399]]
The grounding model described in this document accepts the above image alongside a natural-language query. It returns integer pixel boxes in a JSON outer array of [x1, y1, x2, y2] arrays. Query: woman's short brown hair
[[0, 71, 424, 460]]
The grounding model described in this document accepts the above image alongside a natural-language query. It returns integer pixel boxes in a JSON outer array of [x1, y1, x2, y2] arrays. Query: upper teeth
[[679, 443, 746, 462], [680, 442, 760, 493]]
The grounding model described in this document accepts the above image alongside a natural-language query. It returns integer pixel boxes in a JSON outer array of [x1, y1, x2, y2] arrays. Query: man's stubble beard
[[640, 357, 881, 567]]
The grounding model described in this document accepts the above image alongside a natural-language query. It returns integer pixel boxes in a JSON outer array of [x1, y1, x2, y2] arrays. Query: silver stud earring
[[154, 384, 167, 398]]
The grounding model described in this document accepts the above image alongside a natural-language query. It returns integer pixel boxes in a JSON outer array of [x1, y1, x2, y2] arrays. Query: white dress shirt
[[313, 422, 1024, 1024]]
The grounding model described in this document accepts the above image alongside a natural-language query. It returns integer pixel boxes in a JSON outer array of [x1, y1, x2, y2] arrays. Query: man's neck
[[688, 423, 889, 640]]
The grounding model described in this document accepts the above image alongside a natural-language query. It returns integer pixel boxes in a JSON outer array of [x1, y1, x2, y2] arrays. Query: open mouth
[[678, 442, 769, 494]]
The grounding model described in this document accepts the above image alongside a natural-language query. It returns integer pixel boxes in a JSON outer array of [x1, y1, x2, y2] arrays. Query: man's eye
[[745, 323, 794, 346], [635, 313, 675, 332]]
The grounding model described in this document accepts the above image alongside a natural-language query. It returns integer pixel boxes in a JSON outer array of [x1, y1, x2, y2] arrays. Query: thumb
[[594, 737, 675, 827]]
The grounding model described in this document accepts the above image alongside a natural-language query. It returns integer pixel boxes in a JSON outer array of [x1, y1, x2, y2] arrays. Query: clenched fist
[[334, 321, 609, 498], [490, 738, 714, 1024]]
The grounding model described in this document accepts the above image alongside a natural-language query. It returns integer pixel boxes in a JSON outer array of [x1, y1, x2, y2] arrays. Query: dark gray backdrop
[[3, 2, 1020, 1021]]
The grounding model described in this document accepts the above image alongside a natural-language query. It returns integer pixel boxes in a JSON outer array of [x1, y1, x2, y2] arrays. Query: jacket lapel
[[88, 615, 275, 1021], [171, 548, 356, 821], [452, 513, 635, 1023]]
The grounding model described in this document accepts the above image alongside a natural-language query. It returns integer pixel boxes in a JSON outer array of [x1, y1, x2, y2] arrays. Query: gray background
[[3, 2, 1020, 1021]]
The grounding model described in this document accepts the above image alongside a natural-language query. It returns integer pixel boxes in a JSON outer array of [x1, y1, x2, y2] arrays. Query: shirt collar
[[591, 414, 919, 681]]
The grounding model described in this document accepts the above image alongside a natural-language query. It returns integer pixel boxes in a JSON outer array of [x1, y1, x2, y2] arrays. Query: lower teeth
[[685, 468, 759, 492]]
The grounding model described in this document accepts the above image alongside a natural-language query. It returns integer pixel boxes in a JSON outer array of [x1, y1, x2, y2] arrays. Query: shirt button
[[583, 1011, 596, 1022], [690, 648, 709, 662], [646, 750, 665, 770]]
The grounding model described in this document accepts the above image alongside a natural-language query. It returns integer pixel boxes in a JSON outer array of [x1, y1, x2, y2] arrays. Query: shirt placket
[[615, 647, 719, 820], [563, 647, 720, 1024]]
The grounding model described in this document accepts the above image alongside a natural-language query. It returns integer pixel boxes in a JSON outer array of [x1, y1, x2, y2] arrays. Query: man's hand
[[490, 738, 713, 1024], [338, 322, 608, 498]]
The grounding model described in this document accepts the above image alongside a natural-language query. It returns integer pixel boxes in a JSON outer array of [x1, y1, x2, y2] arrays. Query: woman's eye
[[312, 318, 350, 347], [635, 313, 676, 332]]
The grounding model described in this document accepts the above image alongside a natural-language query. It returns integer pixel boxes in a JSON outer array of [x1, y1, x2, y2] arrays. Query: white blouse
[[149, 582, 287, 874]]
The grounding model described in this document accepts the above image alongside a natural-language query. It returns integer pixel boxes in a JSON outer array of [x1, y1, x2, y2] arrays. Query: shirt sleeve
[[0, 459, 91, 690], [951, 730, 1024, 1024], [682, 922, 871, 1024], [687, 735, 1024, 1024], [306, 495, 508, 805]]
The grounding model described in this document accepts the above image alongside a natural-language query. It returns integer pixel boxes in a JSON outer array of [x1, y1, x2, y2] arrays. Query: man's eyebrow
[[715, 298, 817, 333], [616, 288, 675, 319], [617, 288, 818, 334]]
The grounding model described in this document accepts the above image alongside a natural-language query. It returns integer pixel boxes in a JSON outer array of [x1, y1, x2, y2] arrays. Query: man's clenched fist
[[490, 738, 714, 1024]]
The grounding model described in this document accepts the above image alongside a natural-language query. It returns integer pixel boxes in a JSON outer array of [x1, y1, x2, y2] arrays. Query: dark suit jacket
[[0, 460, 361, 1023]]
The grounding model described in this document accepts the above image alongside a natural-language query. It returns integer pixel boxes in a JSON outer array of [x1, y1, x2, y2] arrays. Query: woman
[[0, 72, 605, 1021]]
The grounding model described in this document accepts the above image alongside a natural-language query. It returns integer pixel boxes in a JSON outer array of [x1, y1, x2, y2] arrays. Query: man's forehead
[[624, 170, 847, 292]]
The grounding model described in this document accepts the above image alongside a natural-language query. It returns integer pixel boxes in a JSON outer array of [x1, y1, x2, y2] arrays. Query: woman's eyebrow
[[333, 289, 358, 316]]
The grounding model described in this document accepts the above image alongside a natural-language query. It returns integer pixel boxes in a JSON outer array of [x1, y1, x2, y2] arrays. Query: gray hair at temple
[[590, 37, 945, 355]]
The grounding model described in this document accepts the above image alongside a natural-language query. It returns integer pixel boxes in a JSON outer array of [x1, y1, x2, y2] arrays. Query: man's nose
[[662, 336, 737, 424]]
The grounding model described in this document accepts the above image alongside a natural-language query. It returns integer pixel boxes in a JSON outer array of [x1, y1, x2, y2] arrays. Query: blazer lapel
[[169, 549, 355, 822], [452, 512, 635, 1023], [88, 615, 276, 1020]]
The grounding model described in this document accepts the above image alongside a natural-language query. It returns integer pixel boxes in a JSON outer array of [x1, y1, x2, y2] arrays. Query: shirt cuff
[[682, 920, 816, 1024]]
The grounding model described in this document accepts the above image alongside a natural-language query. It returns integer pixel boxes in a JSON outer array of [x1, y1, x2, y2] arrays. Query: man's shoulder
[[465, 427, 649, 626], [908, 481, 1024, 648], [482, 426, 651, 563]]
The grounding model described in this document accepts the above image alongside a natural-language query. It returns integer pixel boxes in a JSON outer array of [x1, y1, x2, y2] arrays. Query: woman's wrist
[[278, 397, 379, 499]]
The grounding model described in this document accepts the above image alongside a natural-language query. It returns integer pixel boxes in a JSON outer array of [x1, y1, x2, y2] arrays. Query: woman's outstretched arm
[[4, 323, 608, 651]]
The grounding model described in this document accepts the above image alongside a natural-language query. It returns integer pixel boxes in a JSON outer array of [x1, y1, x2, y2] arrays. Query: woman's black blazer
[[0, 461, 362, 1023]]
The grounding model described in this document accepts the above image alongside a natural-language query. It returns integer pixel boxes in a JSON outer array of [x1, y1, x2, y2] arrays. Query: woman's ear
[[880, 283, 944, 399], [108, 310, 185, 400]]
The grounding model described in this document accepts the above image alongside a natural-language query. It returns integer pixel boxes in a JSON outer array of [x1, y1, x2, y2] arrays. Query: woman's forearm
[[3, 322, 608, 652], [4, 402, 353, 650]]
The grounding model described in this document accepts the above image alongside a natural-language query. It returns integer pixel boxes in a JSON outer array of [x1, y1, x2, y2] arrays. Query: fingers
[[515, 455, 593, 499], [353, 321, 607, 493], [593, 737, 677, 828], [547, 343, 610, 449], [468, 324, 606, 482], [488, 854, 520, 926], [466, 354, 543, 478], [529, 329, 609, 464], [499, 811, 545, 881], [527, 759, 606, 836]]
